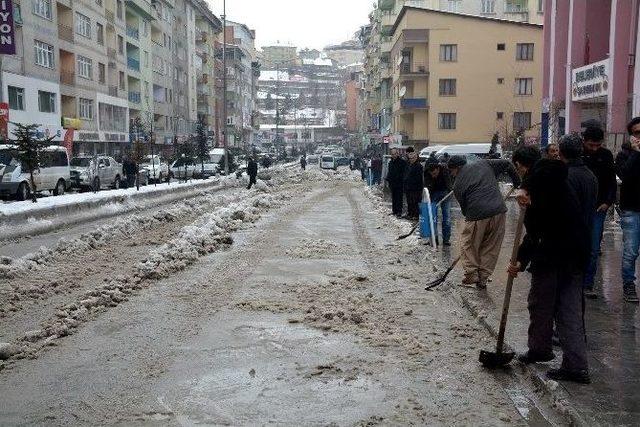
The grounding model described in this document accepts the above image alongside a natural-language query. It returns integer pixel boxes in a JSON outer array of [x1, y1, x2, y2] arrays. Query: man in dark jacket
[[616, 117, 640, 303], [448, 155, 520, 288], [386, 148, 406, 217], [509, 139, 594, 384], [403, 147, 423, 220], [300, 155, 307, 171], [582, 126, 617, 297], [247, 157, 258, 189], [122, 153, 137, 188], [424, 159, 452, 245], [371, 155, 383, 185]]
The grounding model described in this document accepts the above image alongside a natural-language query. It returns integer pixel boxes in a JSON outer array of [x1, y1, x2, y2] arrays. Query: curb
[[448, 284, 589, 426]]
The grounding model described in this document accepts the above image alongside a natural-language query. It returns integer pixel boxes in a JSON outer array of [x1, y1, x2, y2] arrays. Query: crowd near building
[[0, 0, 259, 158]]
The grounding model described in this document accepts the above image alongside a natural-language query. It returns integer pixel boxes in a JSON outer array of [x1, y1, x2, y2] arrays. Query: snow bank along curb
[[362, 183, 586, 426]]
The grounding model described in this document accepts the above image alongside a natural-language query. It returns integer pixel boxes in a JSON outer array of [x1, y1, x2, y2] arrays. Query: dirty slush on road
[[0, 168, 564, 425]]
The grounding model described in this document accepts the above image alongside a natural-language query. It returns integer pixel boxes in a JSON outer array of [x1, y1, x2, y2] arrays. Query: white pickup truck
[[70, 155, 123, 191]]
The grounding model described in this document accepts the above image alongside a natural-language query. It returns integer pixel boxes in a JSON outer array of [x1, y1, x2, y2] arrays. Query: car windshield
[[70, 158, 92, 167], [322, 157, 333, 162]]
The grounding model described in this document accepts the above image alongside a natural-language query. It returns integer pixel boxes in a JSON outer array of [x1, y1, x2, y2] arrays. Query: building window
[[438, 113, 456, 130], [34, 40, 54, 68], [440, 44, 457, 62], [513, 112, 532, 131], [116, 0, 123, 20], [142, 20, 149, 37], [79, 98, 94, 119], [497, 112, 504, 120], [14, 3, 23, 25], [119, 71, 125, 90], [96, 0, 103, 6], [515, 78, 533, 95], [99, 102, 127, 131], [77, 56, 93, 79], [97, 23, 104, 45], [447, 0, 460, 12], [497, 77, 504, 84], [481, 0, 495, 13], [538, 0, 543, 13], [118, 35, 124, 54], [497, 43, 506, 51], [32, 0, 52, 20], [8, 86, 25, 110], [76, 12, 91, 38], [38, 91, 56, 113], [144, 51, 149, 67], [439, 79, 457, 96], [98, 63, 106, 84], [516, 43, 534, 60]]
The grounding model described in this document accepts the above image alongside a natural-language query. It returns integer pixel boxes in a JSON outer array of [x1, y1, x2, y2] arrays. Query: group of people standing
[[378, 118, 640, 384]]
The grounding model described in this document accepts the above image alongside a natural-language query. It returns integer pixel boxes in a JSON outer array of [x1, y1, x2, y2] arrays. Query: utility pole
[[222, 0, 229, 175], [275, 61, 280, 154]]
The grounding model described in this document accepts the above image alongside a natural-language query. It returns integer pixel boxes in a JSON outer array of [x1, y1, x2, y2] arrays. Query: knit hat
[[448, 155, 467, 169]]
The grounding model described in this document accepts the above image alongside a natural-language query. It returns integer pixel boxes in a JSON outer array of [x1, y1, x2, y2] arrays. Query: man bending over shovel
[[508, 139, 595, 384]]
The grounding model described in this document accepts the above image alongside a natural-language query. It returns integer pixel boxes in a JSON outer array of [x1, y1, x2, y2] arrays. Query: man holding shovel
[[508, 137, 595, 384], [448, 155, 520, 289], [424, 159, 452, 245]]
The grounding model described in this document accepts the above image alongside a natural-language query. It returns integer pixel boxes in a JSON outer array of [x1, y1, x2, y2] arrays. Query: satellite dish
[[396, 55, 403, 67], [399, 86, 407, 97]]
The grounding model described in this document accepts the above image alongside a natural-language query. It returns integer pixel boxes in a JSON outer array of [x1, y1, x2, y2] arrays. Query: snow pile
[[285, 238, 352, 259]]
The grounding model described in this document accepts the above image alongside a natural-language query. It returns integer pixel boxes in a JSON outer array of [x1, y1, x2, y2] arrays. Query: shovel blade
[[425, 277, 445, 291], [479, 350, 515, 369]]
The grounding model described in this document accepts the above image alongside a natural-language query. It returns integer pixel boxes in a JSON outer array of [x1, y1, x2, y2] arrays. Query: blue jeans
[[584, 210, 607, 288], [621, 211, 640, 285], [431, 191, 452, 244]]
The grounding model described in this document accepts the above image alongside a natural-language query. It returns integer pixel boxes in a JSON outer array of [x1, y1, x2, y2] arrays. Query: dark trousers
[[528, 266, 588, 372], [405, 190, 421, 219], [390, 185, 404, 216], [247, 174, 257, 189]]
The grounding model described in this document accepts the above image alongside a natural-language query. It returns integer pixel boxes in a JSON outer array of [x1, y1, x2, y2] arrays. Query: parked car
[[170, 157, 197, 180], [139, 155, 169, 183], [0, 144, 70, 201], [320, 155, 337, 170], [70, 155, 122, 191], [419, 145, 447, 161], [193, 148, 224, 178], [435, 143, 502, 160], [307, 154, 319, 164]]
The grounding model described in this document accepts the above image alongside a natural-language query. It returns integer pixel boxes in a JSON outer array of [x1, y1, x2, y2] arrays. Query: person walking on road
[[582, 126, 617, 298], [300, 155, 307, 171], [508, 140, 594, 384], [247, 157, 258, 190], [616, 117, 640, 303], [122, 154, 137, 189], [424, 159, 452, 245], [448, 155, 520, 289], [403, 147, 423, 221], [386, 148, 406, 217], [371, 155, 383, 185]]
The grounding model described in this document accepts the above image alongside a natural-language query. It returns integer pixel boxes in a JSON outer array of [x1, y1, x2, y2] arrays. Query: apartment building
[[363, 0, 543, 141], [388, 6, 542, 148]]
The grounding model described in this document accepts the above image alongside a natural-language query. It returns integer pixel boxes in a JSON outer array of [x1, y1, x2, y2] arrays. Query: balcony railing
[[505, 1, 529, 13], [60, 71, 75, 85], [128, 91, 141, 104], [400, 62, 429, 75], [127, 57, 140, 71], [58, 24, 74, 43], [400, 98, 428, 109], [109, 85, 119, 97], [126, 26, 139, 40]]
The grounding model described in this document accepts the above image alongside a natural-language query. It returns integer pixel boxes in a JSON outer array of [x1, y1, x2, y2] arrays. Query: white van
[[0, 144, 70, 200], [320, 154, 337, 170], [435, 143, 502, 161], [419, 145, 446, 160]]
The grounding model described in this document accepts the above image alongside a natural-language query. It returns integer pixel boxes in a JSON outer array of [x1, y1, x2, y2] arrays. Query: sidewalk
[[442, 200, 640, 425]]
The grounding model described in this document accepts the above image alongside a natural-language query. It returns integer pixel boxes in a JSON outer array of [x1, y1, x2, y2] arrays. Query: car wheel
[[53, 179, 66, 196], [16, 182, 30, 201], [93, 177, 101, 192], [114, 176, 121, 189]]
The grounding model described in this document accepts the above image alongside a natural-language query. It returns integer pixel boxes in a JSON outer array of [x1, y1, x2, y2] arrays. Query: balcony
[[60, 71, 75, 86], [379, 0, 395, 11], [126, 26, 139, 40], [58, 24, 74, 43], [109, 85, 119, 97], [127, 57, 140, 71], [128, 91, 141, 104], [505, 1, 529, 13], [400, 62, 429, 76], [400, 98, 428, 109], [196, 31, 207, 43], [197, 74, 209, 85]]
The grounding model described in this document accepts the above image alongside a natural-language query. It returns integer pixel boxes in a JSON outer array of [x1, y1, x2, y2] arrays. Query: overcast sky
[[205, 0, 373, 50]]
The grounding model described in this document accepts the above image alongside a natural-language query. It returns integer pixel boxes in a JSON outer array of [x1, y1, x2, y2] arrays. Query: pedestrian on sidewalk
[[508, 141, 593, 384], [371, 155, 383, 185], [582, 126, 617, 298], [122, 153, 137, 189], [615, 117, 640, 303], [247, 157, 258, 189], [300, 155, 307, 171], [386, 148, 406, 217], [448, 154, 520, 289], [403, 147, 423, 220], [424, 158, 452, 245]]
